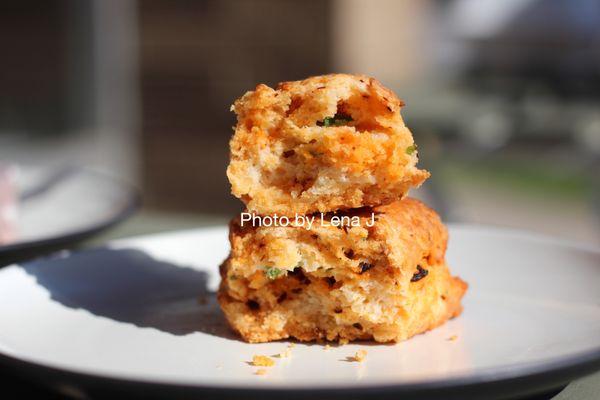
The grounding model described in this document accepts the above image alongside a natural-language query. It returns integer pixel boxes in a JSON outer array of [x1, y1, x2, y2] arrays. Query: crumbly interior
[[219, 260, 465, 343], [218, 198, 467, 343], [227, 74, 429, 216]]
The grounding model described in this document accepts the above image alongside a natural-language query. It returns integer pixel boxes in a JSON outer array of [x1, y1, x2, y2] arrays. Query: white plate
[[0, 225, 599, 399]]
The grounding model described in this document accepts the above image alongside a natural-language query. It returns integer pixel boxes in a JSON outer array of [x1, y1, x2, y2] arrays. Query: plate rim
[[1, 342, 598, 399], [0, 224, 599, 398]]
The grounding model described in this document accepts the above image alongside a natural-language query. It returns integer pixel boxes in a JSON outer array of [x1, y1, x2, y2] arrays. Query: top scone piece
[[227, 74, 429, 216]]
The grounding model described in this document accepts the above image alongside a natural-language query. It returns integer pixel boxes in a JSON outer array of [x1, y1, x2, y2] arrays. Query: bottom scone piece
[[218, 198, 467, 343]]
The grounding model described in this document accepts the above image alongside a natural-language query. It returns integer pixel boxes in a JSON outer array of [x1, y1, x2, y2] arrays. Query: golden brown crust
[[227, 74, 429, 216], [218, 260, 467, 343], [228, 198, 447, 280], [218, 198, 467, 343]]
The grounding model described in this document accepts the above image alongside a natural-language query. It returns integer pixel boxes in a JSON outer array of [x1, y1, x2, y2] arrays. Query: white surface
[[0, 225, 599, 390]]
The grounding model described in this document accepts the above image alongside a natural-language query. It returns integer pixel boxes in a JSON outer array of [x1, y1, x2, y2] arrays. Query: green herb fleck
[[265, 267, 283, 280], [318, 113, 353, 127], [405, 144, 417, 155], [228, 274, 239, 281]]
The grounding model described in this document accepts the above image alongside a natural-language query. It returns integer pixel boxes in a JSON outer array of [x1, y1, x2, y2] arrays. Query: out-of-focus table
[[1, 210, 599, 399]]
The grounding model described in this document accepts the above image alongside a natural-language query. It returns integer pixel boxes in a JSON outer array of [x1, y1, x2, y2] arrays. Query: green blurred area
[[438, 155, 591, 200]]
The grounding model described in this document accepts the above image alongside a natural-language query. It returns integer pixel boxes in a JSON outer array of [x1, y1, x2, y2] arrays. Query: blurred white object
[[0, 165, 138, 257], [0, 164, 19, 245], [450, 0, 535, 38], [575, 111, 600, 155], [462, 102, 513, 150]]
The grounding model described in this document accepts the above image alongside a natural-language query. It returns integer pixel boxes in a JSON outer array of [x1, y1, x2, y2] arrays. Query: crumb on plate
[[252, 355, 275, 367], [277, 347, 292, 358], [352, 349, 367, 362]]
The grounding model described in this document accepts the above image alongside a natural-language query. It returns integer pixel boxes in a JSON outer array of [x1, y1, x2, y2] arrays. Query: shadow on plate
[[21, 247, 236, 339]]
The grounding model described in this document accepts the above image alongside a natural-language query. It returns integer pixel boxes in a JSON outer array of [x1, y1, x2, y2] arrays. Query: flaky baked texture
[[217, 198, 467, 343], [227, 74, 429, 216]]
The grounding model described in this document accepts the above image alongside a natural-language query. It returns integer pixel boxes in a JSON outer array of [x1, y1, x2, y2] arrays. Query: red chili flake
[[277, 292, 288, 303], [410, 266, 429, 282], [290, 268, 311, 285], [359, 262, 373, 274], [247, 300, 260, 310]]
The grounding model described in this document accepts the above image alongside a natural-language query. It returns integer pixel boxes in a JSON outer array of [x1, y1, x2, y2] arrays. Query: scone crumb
[[277, 347, 292, 358], [255, 368, 268, 376], [339, 338, 349, 345], [352, 350, 367, 362], [447, 335, 458, 341], [324, 344, 331, 351], [288, 343, 296, 348], [252, 355, 275, 367]]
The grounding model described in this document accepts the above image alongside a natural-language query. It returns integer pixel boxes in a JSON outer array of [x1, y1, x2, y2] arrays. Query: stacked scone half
[[220, 74, 467, 343]]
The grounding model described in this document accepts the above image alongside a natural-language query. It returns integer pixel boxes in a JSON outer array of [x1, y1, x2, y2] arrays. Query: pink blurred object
[[0, 164, 19, 245]]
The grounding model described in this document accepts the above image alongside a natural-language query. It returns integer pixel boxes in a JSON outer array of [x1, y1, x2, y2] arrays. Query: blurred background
[[1, 0, 599, 245]]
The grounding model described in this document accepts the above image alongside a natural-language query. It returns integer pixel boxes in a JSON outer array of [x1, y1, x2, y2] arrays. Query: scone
[[218, 198, 467, 343], [227, 74, 429, 216]]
